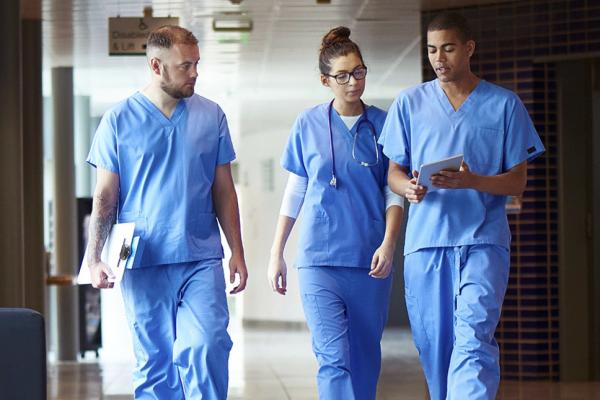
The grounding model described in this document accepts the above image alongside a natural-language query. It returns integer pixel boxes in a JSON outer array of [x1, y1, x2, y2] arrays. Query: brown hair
[[427, 12, 474, 43], [319, 26, 365, 75], [146, 25, 198, 51]]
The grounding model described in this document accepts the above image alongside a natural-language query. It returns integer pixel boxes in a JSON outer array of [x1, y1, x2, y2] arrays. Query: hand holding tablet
[[416, 154, 464, 190]]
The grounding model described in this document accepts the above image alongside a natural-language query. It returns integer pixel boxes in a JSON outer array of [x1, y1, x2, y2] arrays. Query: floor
[[48, 326, 600, 400]]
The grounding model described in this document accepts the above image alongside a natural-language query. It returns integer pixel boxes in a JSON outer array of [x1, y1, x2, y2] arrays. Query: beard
[[160, 66, 195, 99]]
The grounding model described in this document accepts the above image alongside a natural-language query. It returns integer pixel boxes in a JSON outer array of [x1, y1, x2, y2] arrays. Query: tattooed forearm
[[86, 190, 117, 265]]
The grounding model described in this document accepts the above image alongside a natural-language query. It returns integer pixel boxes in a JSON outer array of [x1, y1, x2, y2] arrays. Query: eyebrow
[[427, 42, 457, 48], [332, 64, 363, 74], [179, 58, 200, 65]]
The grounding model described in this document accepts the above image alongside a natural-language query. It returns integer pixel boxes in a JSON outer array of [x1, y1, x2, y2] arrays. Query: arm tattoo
[[86, 191, 117, 265]]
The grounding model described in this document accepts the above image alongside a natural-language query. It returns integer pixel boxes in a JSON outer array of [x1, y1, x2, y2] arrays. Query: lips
[[436, 66, 449, 74]]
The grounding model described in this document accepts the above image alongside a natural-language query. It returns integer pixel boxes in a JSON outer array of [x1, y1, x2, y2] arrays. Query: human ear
[[466, 40, 476, 58], [149, 57, 161, 76]]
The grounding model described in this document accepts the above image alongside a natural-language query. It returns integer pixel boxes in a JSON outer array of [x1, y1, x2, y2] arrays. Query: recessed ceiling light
[[213, 12, 253, 32]]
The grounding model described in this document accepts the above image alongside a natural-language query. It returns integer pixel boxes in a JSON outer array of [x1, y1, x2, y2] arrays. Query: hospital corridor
[[2, 0, 600, 399]]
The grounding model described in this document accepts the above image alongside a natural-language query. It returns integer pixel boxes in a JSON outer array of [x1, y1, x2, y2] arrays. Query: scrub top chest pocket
[[464, 127, 503, 176]]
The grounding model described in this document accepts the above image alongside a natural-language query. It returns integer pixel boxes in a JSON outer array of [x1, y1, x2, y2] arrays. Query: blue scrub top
[[87, 92, 236, 267], [282, 102, 389, 269], [379, 79, 544, 255]]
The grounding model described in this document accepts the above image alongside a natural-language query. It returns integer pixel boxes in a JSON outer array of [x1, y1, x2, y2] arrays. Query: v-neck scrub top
[[87, 92, 236, 267], [379, 79, 544, 255], [281, 103, 388, 269]]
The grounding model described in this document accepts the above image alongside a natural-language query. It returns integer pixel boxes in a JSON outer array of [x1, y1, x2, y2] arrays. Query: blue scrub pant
[[404, 245, 509, 400], [298, 266, 392, 400], [121, 259, 232, 399]]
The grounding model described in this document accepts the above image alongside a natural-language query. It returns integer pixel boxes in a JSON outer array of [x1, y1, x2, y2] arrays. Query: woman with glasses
[[267, 26, 404, 400]]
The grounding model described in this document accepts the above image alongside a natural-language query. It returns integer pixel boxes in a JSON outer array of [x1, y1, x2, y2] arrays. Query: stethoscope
[[327, 99, 380, 189]]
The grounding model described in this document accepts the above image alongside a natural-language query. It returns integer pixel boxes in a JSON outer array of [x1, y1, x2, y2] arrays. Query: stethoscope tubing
[[327, 99, 378, 188]]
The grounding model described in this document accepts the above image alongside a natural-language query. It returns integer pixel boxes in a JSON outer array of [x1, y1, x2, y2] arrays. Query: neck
[[141, 83, 180, 118], [438, 72, 480, 96], [332, 98, 363, 116]]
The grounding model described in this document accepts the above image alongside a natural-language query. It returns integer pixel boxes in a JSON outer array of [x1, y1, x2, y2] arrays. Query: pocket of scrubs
[[404, 293, 430, 355], [118, 211, 147, 266], [299, 214, 329, 256], [464, 127, 503, 175], [188, 213, 221, 247], [118, 211, 147, 239], [302, 293, 333, 343]]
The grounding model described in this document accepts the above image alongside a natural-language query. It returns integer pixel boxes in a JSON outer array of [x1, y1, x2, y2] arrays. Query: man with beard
[[86, 25, 248, 399]]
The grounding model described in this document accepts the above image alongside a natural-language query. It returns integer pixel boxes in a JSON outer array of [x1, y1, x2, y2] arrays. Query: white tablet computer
[[416, 154, 463, 190]]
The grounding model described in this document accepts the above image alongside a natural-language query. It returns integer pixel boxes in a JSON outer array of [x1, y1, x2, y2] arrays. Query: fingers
[[93, 275, 114, 289], [238, 269, 248, 292], [370, 253, 379, 272], [230, 266, 248, 294], [369, 253, 388, 278], [103, 264, 115, 280], [268, 273, 277, 292], [430, 174, 458, 188], [269, 271, 287, 295], [280, 273, 287, 295], [91, 264, 115, 289], [230, 265, 235, 284], [405, 185, 427, 203]]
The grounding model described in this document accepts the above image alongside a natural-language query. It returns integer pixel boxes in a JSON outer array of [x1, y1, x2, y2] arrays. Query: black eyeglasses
[[325, 66, 368, 85]]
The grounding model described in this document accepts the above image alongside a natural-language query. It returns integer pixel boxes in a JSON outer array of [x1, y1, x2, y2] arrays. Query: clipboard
[[416, 154, 463, 191], [77, 222, 139, 285]]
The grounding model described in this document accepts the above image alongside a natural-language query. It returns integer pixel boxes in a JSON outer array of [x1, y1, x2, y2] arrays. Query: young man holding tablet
[[379, 11, 544, 400]]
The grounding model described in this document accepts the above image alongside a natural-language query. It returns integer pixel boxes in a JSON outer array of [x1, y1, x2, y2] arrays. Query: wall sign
[[109, 16, 179, 56]]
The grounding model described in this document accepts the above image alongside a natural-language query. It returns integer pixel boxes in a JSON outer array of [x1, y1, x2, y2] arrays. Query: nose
[[436, 50, 446, 63], [190, 65, 198, 79]]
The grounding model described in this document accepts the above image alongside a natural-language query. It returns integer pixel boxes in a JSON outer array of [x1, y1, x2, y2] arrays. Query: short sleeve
[[216, 107, 236, 165], [378, 96, 411, 168], [281, 115, 308, 177], [503, 97, 545, 171], [86, 112, 119, 174]]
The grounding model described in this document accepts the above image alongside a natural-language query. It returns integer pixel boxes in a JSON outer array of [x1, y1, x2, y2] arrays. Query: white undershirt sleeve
[[384, 185, 405, 211], [280, 172, 308, 219]]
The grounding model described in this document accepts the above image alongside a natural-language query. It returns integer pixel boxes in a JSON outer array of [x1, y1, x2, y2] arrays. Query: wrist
[[87, 254, 101, 266], [231, 248, 245, 259], [270, 247, 284, 258], [469, 173, 483, 191], [381, 237, 397, 251]]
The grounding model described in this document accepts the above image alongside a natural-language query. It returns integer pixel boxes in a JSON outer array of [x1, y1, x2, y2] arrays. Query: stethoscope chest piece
[[329, 175, 337, 188]]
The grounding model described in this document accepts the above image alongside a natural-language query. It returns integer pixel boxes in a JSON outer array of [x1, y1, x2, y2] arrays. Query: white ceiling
[[42, 0, 510, 114]]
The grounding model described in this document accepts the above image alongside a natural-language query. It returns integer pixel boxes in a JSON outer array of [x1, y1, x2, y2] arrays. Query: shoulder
[[286, 103, 328, 140], [366, 104, 386, 117], [365, 105, 387, 124], [479, 80, 522, 106], [103, 95, 138, 120], [391, 81, 434, 110], [399, 80, 433, 99], [185, 94, 223, 114], [298, 102, 327, 121]]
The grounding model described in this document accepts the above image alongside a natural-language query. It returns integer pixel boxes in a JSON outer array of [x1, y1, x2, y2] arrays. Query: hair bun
[[321, 26, 351, 48]]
